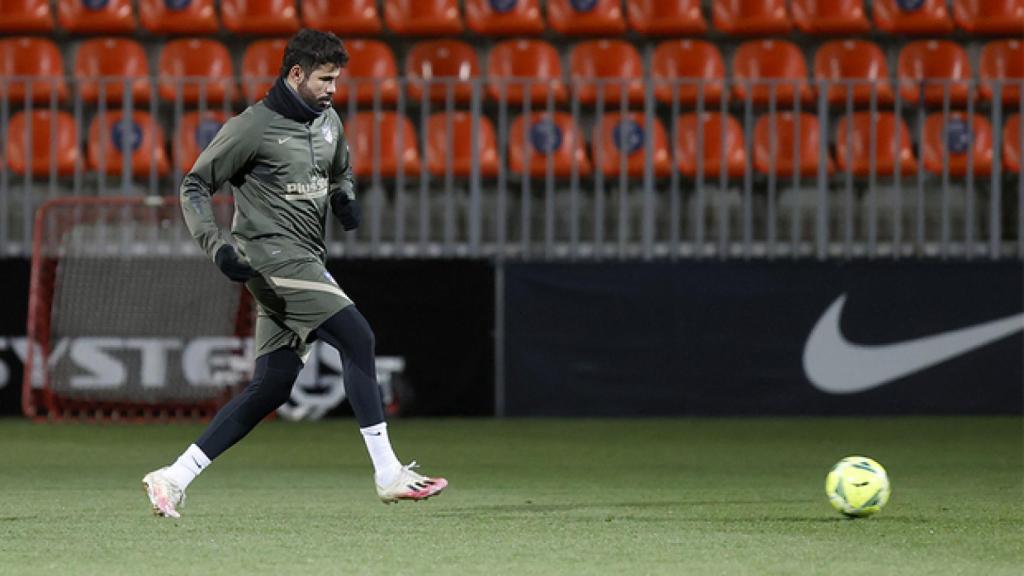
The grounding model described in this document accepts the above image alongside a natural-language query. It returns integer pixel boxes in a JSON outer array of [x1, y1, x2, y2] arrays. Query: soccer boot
[[142, 467, 186, 518], [376, 461, 448, 504]]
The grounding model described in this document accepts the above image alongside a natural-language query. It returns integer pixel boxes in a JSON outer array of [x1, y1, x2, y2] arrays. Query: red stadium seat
[[873, 0, 954, 35], [88, 111, 169, 176], [57, 0, 135, 33], [5, 111, 79, 177], [302, 0, 382, 35], [675, 113, 746, 178], [384, 0, 463, 36], [138, 0, 218, 34], [0, 37, 67, 105], [424, 112, 499, 178], [954, 0, 1024, 35], [791, 0, 870, 34], [731, 40, 813, 106], [0, 0, 54, 33], [651, 40, 725, 105], [979, 40, 1023, 105], [712, 0, 791, 36], [592, 112, 671, 178], [74, 38, 151, 106], [159, 39, 235, 105], [835, 112, 916, 177], [814, 40, 894, 107], [174, 110, 228, 172], [569, 40, 645, 106], [241, 39, 285, 103], [1004, 114, 1021, 173], [897, 40, 972, 106], [487, 39, 567, 105], [348, 112, 421, 178], [508, 112, 591, 178], [405, 40, 479, 105], [465, 0, 544, 35], [221, 0, 300, 35], [626, 0, 707, 35], [922, 113, 994, 176], [333, 40, 398, 106], [548, 0, 627, 36], [753, 113, 831, 176]]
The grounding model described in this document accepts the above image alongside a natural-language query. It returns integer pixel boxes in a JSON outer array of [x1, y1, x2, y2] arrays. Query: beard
[[297, 80, 332, 111]]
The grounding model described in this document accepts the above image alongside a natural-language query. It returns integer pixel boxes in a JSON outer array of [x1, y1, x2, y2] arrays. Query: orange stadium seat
[[569, 40, 645, 106], [465, 0, 544, 35], [791, 0, 870, 34], [922, 112, 994, 176], [712, 0, 791, 36], [754, 113, 831, 176], [333, 40, 398, 106], [1004, 114, 1021, 173], [75, 38, 151, 106], [898, 40, 972, 106], [592, 112, 671, 178], [675, 113, 746, 178], [302, 0, 382, 35], [732, 40, 813, 106], [814, 40, 894, 107], [835, 112, 916, 177], [138, 0, 218, 34], [979, 40, 1023, 105], [384, 0, 463, 36], [348, 112, 421, 178], [548, 0, 627, 36], [159, 39, 235, 105], [174, 110, 228, 172], [241, 39, 285, 103], [5, 110, 79, 177], [88, 111, 169, 176], [0, 0, 54, 33], [0, 37, 67, 105], [954, 0, 1024, 35], [424, 112, 499, 178], [873, 0, 954, 35], [626, 0, 707, 35], [487, 39, 567, 105], [222, 0, 300, 35], [405, 40, 479, 105], [57, 0, 135, 33], [651, 40, 725, 105], [508, 112, 591, 178]]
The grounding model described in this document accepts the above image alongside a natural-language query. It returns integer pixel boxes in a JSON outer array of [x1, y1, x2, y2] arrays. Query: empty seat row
[[6, 109, 1021, 180], [4, 37, 1022, 109], [3, 0, 1022, 37]]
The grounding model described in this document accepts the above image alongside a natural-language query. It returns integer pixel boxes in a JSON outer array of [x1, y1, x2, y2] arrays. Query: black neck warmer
[[263, 76, 323, 123]]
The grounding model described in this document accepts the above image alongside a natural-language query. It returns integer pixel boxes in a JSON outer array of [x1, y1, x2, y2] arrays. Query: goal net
[[23, 196, 253, 421]]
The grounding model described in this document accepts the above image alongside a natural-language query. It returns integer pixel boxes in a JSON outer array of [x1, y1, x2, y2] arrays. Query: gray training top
[[179, 101, 355, 271]]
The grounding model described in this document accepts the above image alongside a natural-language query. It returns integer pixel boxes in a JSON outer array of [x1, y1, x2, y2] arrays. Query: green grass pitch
[[0, 417, 1020, 575]]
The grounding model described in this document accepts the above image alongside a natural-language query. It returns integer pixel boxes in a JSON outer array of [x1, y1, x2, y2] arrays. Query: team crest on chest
[[322, 124, 334, 144]]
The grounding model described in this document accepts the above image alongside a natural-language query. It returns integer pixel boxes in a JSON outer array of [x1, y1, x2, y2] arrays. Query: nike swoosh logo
[[277, 136, 292, 144], [804, 294, 1024, 394]]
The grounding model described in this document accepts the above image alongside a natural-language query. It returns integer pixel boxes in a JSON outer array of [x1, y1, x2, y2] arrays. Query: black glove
[[214, 244, 257, 282], [331, 194, 361, 231]]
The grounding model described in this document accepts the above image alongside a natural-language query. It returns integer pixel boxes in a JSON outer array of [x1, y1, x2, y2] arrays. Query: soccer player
[[142, 29, 447, 518]]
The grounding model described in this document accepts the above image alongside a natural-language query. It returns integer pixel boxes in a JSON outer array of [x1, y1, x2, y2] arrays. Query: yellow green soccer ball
[[825, 456, 891, 518]]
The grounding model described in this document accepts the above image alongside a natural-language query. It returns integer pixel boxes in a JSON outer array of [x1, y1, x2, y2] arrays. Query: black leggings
[[196, 306, 386, 460]]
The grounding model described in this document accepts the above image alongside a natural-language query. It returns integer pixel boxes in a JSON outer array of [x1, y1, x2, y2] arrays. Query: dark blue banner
[[504, 261, 1023, 416]]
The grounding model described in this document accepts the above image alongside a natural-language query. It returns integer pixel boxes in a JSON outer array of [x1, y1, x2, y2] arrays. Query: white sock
[[360, 423, 402, 486], [163, 444, 211, 490]]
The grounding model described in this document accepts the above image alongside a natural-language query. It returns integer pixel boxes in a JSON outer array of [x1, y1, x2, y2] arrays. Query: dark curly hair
[[279, 29, 349, 77]]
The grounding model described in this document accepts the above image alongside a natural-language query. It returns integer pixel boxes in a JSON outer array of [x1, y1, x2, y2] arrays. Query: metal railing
[[1, 75, 1021, 260]]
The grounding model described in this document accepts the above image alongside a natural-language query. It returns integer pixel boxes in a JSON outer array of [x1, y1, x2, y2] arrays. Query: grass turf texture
[[0, 417, 1020, 575]]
